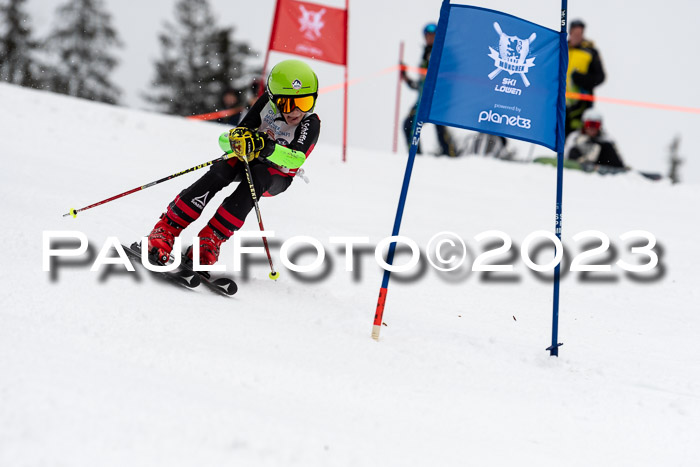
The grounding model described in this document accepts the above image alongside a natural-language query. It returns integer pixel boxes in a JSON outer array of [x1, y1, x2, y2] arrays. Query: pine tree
[[0, 0, 41, 87], [45, 0, 122, 104], [146, 0, 256, 116]]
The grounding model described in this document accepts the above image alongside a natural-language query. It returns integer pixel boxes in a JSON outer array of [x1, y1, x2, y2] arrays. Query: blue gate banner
[[420, 4, 564, 151]]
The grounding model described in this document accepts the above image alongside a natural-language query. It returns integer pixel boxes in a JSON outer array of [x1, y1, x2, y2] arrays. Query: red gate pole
[[342, 0, 350, 162], [392, 41, 405, 153]]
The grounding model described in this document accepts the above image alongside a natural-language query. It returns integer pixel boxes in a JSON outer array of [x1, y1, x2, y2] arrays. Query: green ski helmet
[[266, 59, 319, 114]]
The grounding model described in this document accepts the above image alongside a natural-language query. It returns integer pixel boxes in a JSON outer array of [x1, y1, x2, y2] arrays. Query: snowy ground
[[1, 83, 699, 466]]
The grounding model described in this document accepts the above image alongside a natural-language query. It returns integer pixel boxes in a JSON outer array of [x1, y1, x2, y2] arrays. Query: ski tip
[[269, 271, 280, 281], [212, 278, 238, 295], [181, 272, 202, 288]]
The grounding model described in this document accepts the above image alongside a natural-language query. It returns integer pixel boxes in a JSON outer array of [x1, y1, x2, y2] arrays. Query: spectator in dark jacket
[[217, 88, 245, 126]]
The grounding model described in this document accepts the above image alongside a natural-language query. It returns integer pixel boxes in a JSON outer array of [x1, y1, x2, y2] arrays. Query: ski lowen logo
[[298, 5, 326, 41], [488, 22, 536, 87]]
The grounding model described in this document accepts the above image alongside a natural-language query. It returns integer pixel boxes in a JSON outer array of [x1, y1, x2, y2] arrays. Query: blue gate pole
[[371, 124, 422, 340], [372, 0, 451, 340], [547, 0, 569, 356]]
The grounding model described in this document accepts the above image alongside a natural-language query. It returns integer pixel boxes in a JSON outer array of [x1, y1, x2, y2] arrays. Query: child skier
[[146, 59, 321, 266]]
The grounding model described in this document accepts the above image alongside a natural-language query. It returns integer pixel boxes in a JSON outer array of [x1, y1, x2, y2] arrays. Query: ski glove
[[400, 63, 418, 90], [229, 127, 266, 162]]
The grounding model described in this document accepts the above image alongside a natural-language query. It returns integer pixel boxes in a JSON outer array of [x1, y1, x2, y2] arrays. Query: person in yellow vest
[[566, 19, 606, 136]]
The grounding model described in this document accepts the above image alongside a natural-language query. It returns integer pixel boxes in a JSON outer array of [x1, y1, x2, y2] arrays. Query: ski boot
[[147, 214, 183, 264], [187, 224, 226, 266]]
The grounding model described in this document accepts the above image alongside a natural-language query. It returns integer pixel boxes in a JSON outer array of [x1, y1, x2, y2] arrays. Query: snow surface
[[1, 83, 700, 466]]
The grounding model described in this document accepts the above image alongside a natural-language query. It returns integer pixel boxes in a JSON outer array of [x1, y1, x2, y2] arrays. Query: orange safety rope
[[187, 66, 700, 120]]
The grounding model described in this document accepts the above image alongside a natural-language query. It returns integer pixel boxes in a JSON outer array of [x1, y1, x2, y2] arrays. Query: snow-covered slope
[[1, 83, 699, 466]]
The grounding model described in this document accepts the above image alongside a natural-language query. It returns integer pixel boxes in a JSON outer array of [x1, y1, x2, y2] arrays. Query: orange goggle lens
[[274, 95, 316, 113]]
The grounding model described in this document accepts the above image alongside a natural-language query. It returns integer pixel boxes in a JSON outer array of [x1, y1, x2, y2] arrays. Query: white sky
[[26, 0, 700, 183]]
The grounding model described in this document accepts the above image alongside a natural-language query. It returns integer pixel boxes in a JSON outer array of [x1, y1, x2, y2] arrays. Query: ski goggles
[[583, 120, 601, 130], [273, 94, 316, 113]]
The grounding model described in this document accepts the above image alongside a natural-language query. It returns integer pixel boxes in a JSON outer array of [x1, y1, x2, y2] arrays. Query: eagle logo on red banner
[[269, 0, 347, 66], [298, 5, 326, 41]]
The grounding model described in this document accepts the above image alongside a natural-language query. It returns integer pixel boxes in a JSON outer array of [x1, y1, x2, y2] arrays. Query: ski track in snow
[[1, 84, 699, 466]]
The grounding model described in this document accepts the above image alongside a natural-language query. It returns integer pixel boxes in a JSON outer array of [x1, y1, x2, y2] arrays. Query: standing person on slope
[[146, 59, 321, 266], [402, 22, 457, 157]]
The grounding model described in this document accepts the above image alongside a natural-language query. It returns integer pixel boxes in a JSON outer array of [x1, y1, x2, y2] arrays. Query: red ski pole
[[63, 154, 232, 218]]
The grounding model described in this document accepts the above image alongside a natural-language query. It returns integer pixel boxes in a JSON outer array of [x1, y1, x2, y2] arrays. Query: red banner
[[269, 0, 347, 66]]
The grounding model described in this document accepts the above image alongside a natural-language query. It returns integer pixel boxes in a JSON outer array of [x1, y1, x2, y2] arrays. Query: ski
[[532, 157, 663, 181], [180, 253, 239, 296], [121, 242, 237, 296], [122, 242, 201, 289]]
